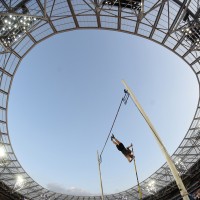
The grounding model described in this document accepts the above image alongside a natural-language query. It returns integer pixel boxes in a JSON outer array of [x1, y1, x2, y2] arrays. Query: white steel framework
[[0, 0, 199, 200]]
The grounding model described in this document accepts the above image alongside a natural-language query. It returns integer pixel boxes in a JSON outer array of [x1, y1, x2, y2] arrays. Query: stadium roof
[[0, 0, 199, 199]]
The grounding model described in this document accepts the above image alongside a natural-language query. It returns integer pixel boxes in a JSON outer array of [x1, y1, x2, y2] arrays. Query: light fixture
[[16, 176, 24, 185], [0, 146, 6, 158], [146, 180, 157, 194], [103, 0, 142, 11], [0, 146, 9, 166], [14, 175, 26, 191], [181, 23, 200, 47], [0, 9, 37, 47]]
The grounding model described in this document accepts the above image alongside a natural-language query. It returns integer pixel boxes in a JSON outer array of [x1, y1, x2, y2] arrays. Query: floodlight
[[146, 180, 157, 195], [102, 0, 142, 11], [148, 180, 155, 187], [0, 146, 9, 166], [0, 13, 37, 46], [16, 175, 24, 185], [180, 24, 200, 46], [14, 175, 27, 191], [0, 146, 6, 158]]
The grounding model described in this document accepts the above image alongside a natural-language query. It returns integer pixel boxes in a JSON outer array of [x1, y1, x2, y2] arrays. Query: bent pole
[[121, 80, 190, 200], [97, 151, 104, 200], [133, 155, 142, 199]]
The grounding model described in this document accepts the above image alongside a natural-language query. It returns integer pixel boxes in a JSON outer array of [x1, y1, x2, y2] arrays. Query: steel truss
[[0, 0, 199, 199]]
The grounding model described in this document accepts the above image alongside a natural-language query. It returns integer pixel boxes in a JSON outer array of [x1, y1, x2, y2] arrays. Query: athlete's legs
[[112, 139, 118, 145], [111, 134, 121, 145], [113, 137, 121, 145]]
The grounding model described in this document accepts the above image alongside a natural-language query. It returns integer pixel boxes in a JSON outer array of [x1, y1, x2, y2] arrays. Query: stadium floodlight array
[[0, 14, 36, 47], [179, 11, 200, 47], [181, 23, 200, 47], [0, 0, 37, 48], [102, 0, 142, 11], [146, 180, 157, 195]]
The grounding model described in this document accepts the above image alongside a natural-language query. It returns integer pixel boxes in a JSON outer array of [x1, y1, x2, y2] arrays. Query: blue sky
[[8, 30, 198, 195]]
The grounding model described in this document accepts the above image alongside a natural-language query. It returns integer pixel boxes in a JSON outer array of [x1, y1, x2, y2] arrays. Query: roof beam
[[36, 0, 57, 33], [67, 0, 79, 28], [149, 0, 165, 38], [94, 0, 101, 28], [162, 0, 187, 44]]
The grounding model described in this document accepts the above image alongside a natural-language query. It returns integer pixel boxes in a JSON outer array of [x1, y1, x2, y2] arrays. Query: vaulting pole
[[122, 80, 190, 200], [97, 151, 104, 200], [132, 151, 142, 199]]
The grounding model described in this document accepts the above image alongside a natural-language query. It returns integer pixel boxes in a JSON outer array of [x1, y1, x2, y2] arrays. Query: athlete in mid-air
[[111, 134, 134, 162]]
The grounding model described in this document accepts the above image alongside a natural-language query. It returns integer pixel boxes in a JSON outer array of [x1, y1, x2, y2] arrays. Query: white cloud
[[47, 183, 93, 196]]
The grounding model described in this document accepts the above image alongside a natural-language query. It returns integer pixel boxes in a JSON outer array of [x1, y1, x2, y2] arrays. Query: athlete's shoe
[[111, 134, 115, 140]]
